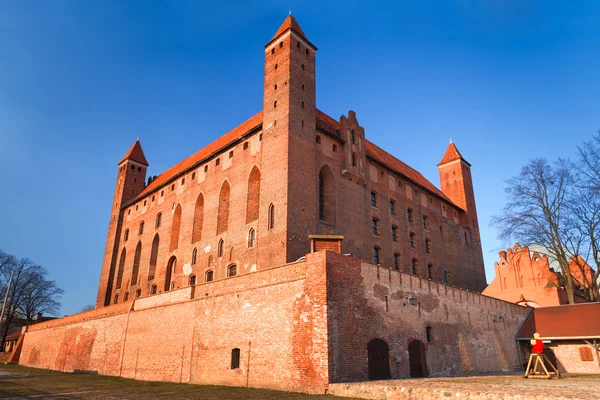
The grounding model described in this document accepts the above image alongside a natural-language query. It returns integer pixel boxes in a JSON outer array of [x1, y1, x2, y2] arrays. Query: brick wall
[[546, 341, 600, 374]]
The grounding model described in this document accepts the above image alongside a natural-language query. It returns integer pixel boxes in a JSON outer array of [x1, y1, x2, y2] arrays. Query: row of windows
[[372, 220, 433, 253], [374, 248, 449, 283], [270, 39, 311, 56], [372, 192, 431, 229]]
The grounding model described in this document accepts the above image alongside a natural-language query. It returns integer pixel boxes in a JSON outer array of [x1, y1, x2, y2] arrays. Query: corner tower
[[437, 142, 480, 237], [261, 16, 319, 262], [96, 140, 148, 307]]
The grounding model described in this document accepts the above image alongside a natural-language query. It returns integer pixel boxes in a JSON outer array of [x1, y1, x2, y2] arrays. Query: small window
[[135, 288, 142, 299], [301, 84, 304, 91], [128, 209, 131, 215], [426, 326, 432, 342], [407, 208, 413, 223], [301, 101, 304, 109], [392, 226, 398, 242], [301, 64, 304, 70], [171, 184, 175, 191], [332, 144, 337, 152], [229, 151, 233, 159], [301, 120, 304, 127], [393, 253, 400, 270], [390, 200, 396, 215], [316, 135, 321, 144], [114, 294, 119, 304], [372, 218, 379, 235], [412, 259, 418, 275], [352, 152, 357, 167], [151, 285, 157, 295], [204, 165, 208, 172], [444, 270, 449, 284], [423, 216, 429, 230], [297, 41, 300, 49], [228, 264, 237, 277], [123, 292, 129, 302], [427, 264, 433, 279], [409, 233, 416, 248], [231, 348, 241, 369], [279, 41, 283, 48], [351, 130, 356, 144], [143, 200, 147, 206], [152, 195, 155, 202], [218, 239, 224, 258], [373, 247, 381, 264], [192, 248, 198, 265], [271, 48, 274, 55], [275, 63, 278, 69], [139, 221, 145, 235], [124, 229, 129, 242], [274, 84, 277, 90], [192, 172, 196, 180], [156, 213, 162, 228], [170, 282, 175, 290], [243, 142, 249, 150], [182, 178, 185, 185], [425, 239, 432, 254], [274, 100, 277, 108], [205, 270, 214, 282], [248, 228, 256, 248], [371, 191, 377, 207], [216, 158, 220, 166], [259, 133, 262, 141], [305, 48, 309, 55], [268, 203, 275, 230], [189, 275, 197, 286], [136, 205, 138, 211], [161, 190, 164, 197]]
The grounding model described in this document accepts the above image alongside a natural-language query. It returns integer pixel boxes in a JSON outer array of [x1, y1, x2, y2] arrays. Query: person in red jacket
[[531, 332, 544, 353]]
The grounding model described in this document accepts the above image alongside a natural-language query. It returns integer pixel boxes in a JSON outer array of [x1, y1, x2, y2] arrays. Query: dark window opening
[[205, 270, 214, 282], [216, 158, 220, 166], [373, 247, 380, 264], [316, 135, 321, 144], [412, 259, 418, 275], [244, 142, 249, 150], [371, 191, 377, 207], [427, 264, 433, 279], [409, 233, 416, 248], [231, 348, 241, 369], [189, 275, 197, 286], [390, 201, 396, 215], [407, 208, 413, 223], [426, 326, 432, 342], [228, 264, 237, 277], [393, 253, 400, 270], [151, 285, 157, 295], [392, 226, 398, 242], [372, 219, 379, 235]]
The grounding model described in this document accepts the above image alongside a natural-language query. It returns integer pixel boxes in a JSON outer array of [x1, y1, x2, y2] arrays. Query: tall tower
[[96, 140, 148, 307], [437, 142, 480, 237], [261, 15, 318, 262]]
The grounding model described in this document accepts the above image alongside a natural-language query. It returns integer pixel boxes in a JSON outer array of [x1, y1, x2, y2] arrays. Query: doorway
[[408, 340, 428, 377], [367, 338, 391, 380]]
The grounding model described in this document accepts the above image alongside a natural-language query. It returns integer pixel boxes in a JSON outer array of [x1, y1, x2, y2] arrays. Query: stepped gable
[[130, 112, 262, 204]]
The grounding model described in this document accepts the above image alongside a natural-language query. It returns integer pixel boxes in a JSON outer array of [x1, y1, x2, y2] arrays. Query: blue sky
[[1, 1, 598, 315]]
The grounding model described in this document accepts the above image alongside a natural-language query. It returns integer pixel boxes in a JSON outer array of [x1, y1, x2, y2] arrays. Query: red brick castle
[[97, 16, 486, 308], [16, 17, 528, 392]]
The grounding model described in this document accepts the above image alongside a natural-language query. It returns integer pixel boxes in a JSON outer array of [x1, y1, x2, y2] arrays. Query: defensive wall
[[19, 251, 529, 393]]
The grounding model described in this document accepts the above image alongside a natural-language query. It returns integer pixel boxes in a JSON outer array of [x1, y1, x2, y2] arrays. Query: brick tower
[[96, 140, 148, 307], [262, 15, 318, 262]]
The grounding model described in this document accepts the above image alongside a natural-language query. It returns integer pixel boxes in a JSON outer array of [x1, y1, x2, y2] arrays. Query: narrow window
[[231, 348, 241, 369], [205, 270, 214, 282], [218, 239, 224, 258], [216, 158, 220, 166], [156, 213, 162, 228], [371, 191, 377, 207], [393, 253, 400, 270], [352, 152, 357, 167], [351, 130, 356, 144], [135, 288, 142, 299], [464, 231, 469, 246], [302, 84, 304, 91], [316, 135, 321, 144], [301, 64, 304, 70], [412, 259, 418, 275], [279, 41, 283, 48], [116, 248, 126, 289], [124, 229, 129, 242], [228, 264, 237, 277], [171, 184, 175, 191], [161, 190, 164, 197], [390, 200, 396, 215], [189, 275, 197, 286], [114, 294, 119, 304], [274, 100, 277, 108], [333, 144, 337, 152], [204, 165, 208, 172], [192, 194, 204, 243], [407, 208, 413, 223], [423, 216, 429, 230], [372, 218, 379, 235], [148, 234, 159, 280], [143, 200, 147, 206], [248, 228, 256, 248], [373, 247, 381, 265], [275, 63, 278, 69], [444, 270, 449, 284], [123, 292, 129, 302], [170, 204, 182, 251], [182, 178, 185, 185], [246, 167, 260, 223], [301, 101, 305, 109], [392, 226, 398, 242], [217, 181, 231, 234], [131, 241, 142, 288], [192, 172, 196, 180], [428, 264, 433, 279], [426, 326, 432, 342], [297, 41, 300, 48], [139, 221, 145, 235], [229, 151, 233, 159], [151, 285, 157, 294], [305, 48, 309, 55], [244, 142, 249, 150], [192, 248, 198, 265], [268, 203, 275, 230], [274, 83, 277, 90], [271, 48, 274, 55], [409, 233, 416, 248]]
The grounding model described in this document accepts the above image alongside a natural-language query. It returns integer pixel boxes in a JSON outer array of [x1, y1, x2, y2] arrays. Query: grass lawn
[[0, 363, 354, 399]]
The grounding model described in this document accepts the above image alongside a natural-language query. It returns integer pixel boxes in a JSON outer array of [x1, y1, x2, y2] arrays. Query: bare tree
[[492, 158, 580, 304], [20, 270, 63, 324]]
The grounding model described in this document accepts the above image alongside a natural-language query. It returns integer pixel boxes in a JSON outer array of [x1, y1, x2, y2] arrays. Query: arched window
[[352, 152, 357, 167], [412, 259, 418, 275], [151, 284, 157, 295], [229, 247, 234, 261], [123, 292, 129, 302], [208, 255, 213, 266], [192, 248, 198, 265], [227, 264, 237, 277], [124, 229, 129, 242], [248, 228, 256, 248], [189, 275, 197, 286], [170, 204, 182, 251], [192, 194, 204, 243], [135, 288, 142, 299], [149, 234, 159, 280], [164, 256, 176, 292], [205, 270, 214, 282], [218, 239, 224, 258], [116, 248, 126, 289], [268, 203, 275, 230], [156, 213, 162, 228], [351, 129, 356, 145], [318, 165, 336, 224], [246, 167, 260, 223], [217, 181, 231, 234], [425, 239, 432, 254], [114, 294, 119, 304], [131, 241, 142, 287], [139, 221, 144, 235], [409, 233, 416, 248]]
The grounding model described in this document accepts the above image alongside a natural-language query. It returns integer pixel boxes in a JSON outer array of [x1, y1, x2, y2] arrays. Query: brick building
[[16, 16, 529, 393], [96, 15, 486, 309]]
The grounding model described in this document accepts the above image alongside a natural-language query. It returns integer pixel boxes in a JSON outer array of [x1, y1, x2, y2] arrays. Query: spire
[[438, 142, 470, 166], [119, 139, 149, 166], [270, 15, 308, 43]]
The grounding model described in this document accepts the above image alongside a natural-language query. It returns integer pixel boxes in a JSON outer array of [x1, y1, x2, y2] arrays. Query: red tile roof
[[516, 303, 600, 340], [131, 112, 262, 203], [438, 142, 470, 166], [271, 15, 307, 43], [120, 140, 149, 166]]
